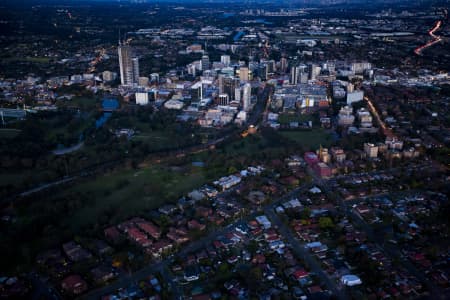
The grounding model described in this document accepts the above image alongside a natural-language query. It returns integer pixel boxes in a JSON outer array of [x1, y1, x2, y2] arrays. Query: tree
[[319, 217, 334, 229], [300, 207, 311, 220]]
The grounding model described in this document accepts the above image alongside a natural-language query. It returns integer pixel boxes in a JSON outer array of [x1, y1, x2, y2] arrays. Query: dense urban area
[[0, 0, 449, 299]]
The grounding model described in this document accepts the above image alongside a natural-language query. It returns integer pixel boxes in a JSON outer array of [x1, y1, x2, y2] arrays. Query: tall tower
[[201, 55, 210, 71], [242, 83, 252, 112], [280, 57, 288, 73], [118, 43, 139, 86], [221, 55, 231, 67], [290, 65, 300, 85], [132, 57, 140, 84]]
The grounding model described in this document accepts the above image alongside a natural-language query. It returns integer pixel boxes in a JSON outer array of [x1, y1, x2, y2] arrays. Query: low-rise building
[[364, 143, 378, 158]]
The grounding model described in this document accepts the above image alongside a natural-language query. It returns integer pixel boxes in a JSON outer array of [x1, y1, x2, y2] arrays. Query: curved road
[[414, 18, 444, 55]]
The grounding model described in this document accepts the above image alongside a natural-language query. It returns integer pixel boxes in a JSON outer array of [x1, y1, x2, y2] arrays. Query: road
[[79, 181, 306, 300], [79, 162, 437, 299], [264, 208, 349, 300], [414, 19, 444, 55], [341, 200, 445, 299], [314, 163, 446, 299], [79, 216, 251, 300], [364, 96, 395, 138]]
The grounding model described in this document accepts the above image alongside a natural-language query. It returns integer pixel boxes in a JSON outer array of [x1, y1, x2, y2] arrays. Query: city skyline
[[0, 0, 448, 299]]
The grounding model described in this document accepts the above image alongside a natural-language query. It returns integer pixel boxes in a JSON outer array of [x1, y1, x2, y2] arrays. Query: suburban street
[[78, 163, 439, 300], [264, 207, 349, 300]]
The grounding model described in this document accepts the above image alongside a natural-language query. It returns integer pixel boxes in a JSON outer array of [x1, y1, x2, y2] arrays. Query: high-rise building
[[190, 82, 203, 101], [239, 67, 249, 81], [201, 55, 210, 71], [234, 87, 241, 102], [221, 55, 231, 67], [118, 43, 139, 86], [218, 94, 229, 106], [280, 57, 288, 73], [222, 76, 239, 100], [290, 66, 300, 85], [242, 83, 252, 112], [290, 64, 307, 85], [289, 67, 300, 85], [132, 58, 140, 83], [266, 60, 276, 74], [309, 64, 321, 80], [218, 75, 224, 94]]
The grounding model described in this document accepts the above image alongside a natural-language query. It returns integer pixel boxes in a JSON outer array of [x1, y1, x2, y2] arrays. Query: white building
[[118, 44, 139, 86], [242, 83, 251, 112], [357, 108, 373, 127], [338, 106, 355, 126], [213, 175, 241, 190], [351, 62, 372, 74], [135, 92, 149, 105], [220, 55, 231, 67], [164, 99, 184, 110], [346, 91, 364, 105], [341, 275, 362, 286], [255, 215, 271, 229]]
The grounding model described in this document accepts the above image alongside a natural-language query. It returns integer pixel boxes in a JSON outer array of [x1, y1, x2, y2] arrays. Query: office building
[[338, 105, 355, 126], [290, 64, 308, 85], [357, 108, 373, 127], [118, 43, 139, 86], [364, 143, 378, 158], [222, 76, 239, 100], [102, 71, 117, 82], [242, 83, 251, 112], [135, 92, 149, 105], [234, 87, 241, 102], [201, 55, 210, 71], [239, 67, 249, 81], [347, 91, 364, 105], [280, 57, 288, 73], [218, 94, 229, 106], [220, 55, 230, 66], [309, 64, 321, 80]]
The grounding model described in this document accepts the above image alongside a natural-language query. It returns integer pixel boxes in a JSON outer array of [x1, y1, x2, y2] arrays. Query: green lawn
[[2, 56, 50, 63], [279, 129, 333, 150], [278, 113, 316, 124], [58, 164, 210, 229]]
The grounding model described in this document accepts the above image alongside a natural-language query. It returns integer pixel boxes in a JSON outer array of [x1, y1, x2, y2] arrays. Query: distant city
[[0, 1, 449, 300]]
